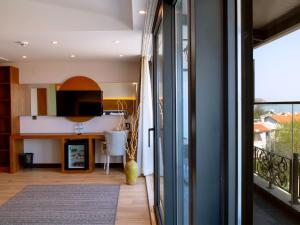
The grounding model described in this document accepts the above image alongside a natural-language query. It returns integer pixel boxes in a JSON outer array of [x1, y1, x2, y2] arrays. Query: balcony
[[254, 103, 300, 223]]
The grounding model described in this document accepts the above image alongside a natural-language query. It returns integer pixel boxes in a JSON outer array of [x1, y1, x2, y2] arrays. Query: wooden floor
[[0, 168, 151, 225], [145, 175, 157, 225]]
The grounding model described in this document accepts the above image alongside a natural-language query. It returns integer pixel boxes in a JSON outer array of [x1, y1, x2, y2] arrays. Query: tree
[[254, 104, 266, 119], [272, 121, 300, 157]]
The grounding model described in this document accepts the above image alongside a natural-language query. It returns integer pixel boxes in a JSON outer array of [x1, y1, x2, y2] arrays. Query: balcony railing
[[254, 147, 299, 204]]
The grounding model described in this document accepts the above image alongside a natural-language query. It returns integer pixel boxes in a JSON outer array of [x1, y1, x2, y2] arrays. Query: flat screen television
[[56, 90, 103, 117]]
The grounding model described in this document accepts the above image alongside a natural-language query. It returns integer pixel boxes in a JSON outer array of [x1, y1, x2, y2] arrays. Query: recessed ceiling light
[[22, 55, 27, 59], [70, 54, 76, 58], [51, 41, 58, 45], [119, 54, 124, 57], [138, 10, 146, 15], [17, 41, 29, 47], [113, 40, 120, 44]]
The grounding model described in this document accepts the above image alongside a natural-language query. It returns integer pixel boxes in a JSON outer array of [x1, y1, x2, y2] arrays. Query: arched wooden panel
[[59, 76, 101, 91], [59, 76, 102, 122]]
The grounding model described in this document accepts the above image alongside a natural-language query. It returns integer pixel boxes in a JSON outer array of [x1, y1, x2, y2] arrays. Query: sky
[[254, 28, 300, 102]]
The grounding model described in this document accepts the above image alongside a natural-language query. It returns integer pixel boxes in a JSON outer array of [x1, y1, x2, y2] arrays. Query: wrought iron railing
[[253, 147, 299, 203]]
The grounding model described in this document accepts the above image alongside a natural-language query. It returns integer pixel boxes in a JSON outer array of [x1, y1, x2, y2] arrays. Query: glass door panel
[[175, 0, 190, 224], [153, 19, 165, 223], [157, 24, 164, 211], [68, 144, 86, 169]]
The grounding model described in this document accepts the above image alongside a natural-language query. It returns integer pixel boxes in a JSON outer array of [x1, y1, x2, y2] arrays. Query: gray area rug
[[0, 184, 120, 225]]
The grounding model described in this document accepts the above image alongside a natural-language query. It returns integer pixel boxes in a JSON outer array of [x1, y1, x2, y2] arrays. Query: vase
[[125, 159, 138, 185]]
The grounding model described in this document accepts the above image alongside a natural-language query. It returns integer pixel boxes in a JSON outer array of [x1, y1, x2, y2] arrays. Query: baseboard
[[95, 163, 123, 168], [0, 166, 9, 172], [30, 163, 123, 169], [33, 164, 61, 168]]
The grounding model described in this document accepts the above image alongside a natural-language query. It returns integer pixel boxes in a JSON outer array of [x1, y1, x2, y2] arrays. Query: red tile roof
[[269, 114, 300, 124], [254, 123, 270, 133]]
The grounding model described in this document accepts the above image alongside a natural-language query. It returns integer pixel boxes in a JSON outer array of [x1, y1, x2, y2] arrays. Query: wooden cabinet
[[0, 66, 22, 172]]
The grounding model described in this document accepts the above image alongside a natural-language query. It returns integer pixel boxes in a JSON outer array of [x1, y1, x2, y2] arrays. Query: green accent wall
[[47, 84, 57, 116]]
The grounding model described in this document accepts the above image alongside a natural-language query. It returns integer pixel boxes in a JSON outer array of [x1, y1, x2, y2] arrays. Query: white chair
[[103, 130, 128, 175]]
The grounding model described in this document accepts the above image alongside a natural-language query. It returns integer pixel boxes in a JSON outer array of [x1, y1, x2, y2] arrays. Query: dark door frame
[[152, 7, 164, 224], [189, 0, 226, 223], [240, 0, 254, 224], [162, 2, 177, 225], [152, 1, 178, 224]]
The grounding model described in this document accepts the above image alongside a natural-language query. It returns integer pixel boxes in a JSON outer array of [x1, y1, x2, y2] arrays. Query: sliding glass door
[[152, 1, 191, 224], [153, 14, 165, 223], [175, 0, 190, 224]]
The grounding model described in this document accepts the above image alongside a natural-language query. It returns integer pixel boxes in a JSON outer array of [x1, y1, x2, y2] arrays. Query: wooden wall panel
[[0, 118, 10, 133], [0, 85, 10, 99], [59, 76, 100, 91], [47, 84, 57, 116], [22, 85, 31, 116], [9, 67, 26, 134], [37, 88, 47, 116], [59, 76, 101, 122], [11, 84, 28, 133]]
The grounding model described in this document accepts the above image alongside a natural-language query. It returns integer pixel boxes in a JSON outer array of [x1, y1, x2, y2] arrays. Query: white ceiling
[[0, 0, 146, 62]]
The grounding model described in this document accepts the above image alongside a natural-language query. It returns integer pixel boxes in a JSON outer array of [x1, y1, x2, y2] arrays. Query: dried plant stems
[[116, 99, 127, 131], [126, 105, 140, 160], [115, 99, 140, 161]]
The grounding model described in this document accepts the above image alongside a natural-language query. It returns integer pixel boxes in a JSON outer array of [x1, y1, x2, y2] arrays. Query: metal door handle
[[148, 128, 154, 147]]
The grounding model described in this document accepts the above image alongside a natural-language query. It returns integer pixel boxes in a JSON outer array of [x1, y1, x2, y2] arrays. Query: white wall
[[30, 88, 38, 116], [24, 140, 61, 164], [2, 60, 140, 84], [21, 115, 124, 164], [20, 116, 121, 133], [24, 139, 121, 164], [101, 83, 137, 99]]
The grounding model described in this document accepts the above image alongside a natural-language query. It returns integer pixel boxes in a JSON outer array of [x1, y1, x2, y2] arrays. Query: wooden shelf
[[0, 167, 9, 172], [103, 99, 136, 115], [0, 115, 10, 119], [0, 149, 9, 168], [0, 66, 20, 171], [0, 86, 10, 99], [0, 117, 10, 133], [0, 67, 10, 83], [0, 140, 9, 149], [0, 115, 11, 118], [0, 101, 11, 117]]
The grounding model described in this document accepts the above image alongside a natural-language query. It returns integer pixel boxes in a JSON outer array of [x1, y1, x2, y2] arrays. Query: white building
[[254, 122, 271, 149]]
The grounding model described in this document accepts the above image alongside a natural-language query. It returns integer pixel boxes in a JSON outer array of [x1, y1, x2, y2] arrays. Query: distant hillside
[[255, 98, 266, 103]]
